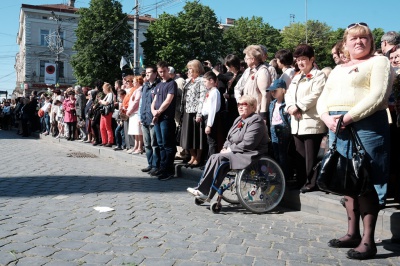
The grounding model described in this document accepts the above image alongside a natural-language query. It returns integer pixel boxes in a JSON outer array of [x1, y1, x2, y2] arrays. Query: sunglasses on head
[[347, 22, 368, 29]]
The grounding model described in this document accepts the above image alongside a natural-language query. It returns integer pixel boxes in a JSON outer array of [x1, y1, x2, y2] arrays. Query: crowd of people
[[1, 23, 400, 261]]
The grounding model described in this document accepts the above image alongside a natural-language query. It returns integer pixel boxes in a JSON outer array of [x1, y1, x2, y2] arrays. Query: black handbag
[[101, 104, 113, 115], [316, 115, 372, 197]]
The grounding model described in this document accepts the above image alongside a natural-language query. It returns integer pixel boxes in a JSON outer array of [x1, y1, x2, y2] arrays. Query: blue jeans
[[154, 118, 176, 173], [114, 123, 125, 148], [329, 110, 390, 205], [142, 124, 160, 169], [43, 113, 50, 132]]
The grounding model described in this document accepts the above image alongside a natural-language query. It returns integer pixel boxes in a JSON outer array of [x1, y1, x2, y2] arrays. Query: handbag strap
[[349, 126, 366, 154], [331, 115, 344, 149]]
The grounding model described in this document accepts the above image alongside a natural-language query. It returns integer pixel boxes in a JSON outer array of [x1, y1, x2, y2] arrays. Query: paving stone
[[54, 240, 86, 250], [51, 249, 87, 261], [191, 251, 223, 263], [10, 256, 51, 266], [162, 248, 196, 260], [133, 247, 167, 258], [140, 258, 176, 266], [220, 254, 254, 265], [80, 253, 114, 264], [79, 242, 112, 253]]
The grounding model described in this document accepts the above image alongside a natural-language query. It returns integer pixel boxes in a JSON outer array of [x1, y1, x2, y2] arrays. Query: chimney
[[68, 0, 75, 7], [226, 18, 235, 25]]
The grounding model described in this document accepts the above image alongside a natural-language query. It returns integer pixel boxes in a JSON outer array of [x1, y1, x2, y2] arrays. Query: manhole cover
[[67, 152, 97, 158]]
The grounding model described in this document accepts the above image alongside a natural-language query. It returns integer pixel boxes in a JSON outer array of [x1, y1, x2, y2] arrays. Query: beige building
[[15, 1, 153, 96]]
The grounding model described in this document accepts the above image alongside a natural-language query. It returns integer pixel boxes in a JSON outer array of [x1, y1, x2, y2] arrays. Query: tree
[[222, 17, 282, 58], [372, 28, 385, 51], [281, 20, 333, 68], [71, 0, 132, 86], [141, 1, 223, 72]]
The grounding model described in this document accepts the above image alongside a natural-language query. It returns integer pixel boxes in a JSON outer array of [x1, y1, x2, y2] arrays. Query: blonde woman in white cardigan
[[285, 44, 327, 193]]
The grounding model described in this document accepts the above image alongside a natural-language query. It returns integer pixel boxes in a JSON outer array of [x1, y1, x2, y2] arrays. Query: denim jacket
[[268, 99, 290, 127]]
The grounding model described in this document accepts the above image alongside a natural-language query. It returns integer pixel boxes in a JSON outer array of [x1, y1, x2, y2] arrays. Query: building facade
[[15, 1, 153, 96]]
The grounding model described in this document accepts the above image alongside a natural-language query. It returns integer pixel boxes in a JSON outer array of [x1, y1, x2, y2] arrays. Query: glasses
[[347, 22, 368, 29], [237, 102, 249, 107], [126, 80, 133, 82]]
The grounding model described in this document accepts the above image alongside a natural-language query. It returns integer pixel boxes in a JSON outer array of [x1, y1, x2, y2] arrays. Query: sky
[[1, 0, 399, 96]]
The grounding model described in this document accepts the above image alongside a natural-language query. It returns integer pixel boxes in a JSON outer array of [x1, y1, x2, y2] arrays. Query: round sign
[[46, 65, 55, 74]]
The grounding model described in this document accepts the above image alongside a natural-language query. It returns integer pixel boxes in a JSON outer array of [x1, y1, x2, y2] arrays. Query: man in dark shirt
[[151, 61, 177, 181], [139, 66, 160, 175]]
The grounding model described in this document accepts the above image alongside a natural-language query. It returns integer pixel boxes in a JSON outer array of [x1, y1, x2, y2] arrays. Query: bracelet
[[210, 67, 214, 70]]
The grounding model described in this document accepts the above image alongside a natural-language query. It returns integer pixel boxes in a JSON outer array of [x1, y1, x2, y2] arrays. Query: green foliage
[[141, 1, 223, 73], [222, 16, 282, 58], [281, 20, 333, 68], [372, 28, 385, 51], [71, 0, 132, 86]]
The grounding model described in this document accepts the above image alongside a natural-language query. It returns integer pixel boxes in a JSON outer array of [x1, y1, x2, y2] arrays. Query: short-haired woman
[[187, 95, 269, 201], [180, 59, 207, 167], [234, 45, 272, 120], [285, 44, 327, 193], [275, 49, 295, 89]]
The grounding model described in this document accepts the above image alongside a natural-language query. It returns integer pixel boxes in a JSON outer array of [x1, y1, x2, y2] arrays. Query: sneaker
[[113, 146, 122, 151], [158, 172, 174, 181], [141, 166, 152, 172], [187, 187, 197, 194], [187, 188, 205, 197], [148, 168, 159, 175]]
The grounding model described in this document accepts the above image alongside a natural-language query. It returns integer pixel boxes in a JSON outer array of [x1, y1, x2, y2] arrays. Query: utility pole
[[305, 0, 308, 44], [133, 0, 139, 75]]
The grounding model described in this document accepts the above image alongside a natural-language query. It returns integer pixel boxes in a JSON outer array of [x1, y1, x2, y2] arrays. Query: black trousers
[[293, 133, 324, 188]]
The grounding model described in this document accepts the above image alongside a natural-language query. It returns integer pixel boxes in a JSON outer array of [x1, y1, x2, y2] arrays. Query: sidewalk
[[39, 133, 400, 241]]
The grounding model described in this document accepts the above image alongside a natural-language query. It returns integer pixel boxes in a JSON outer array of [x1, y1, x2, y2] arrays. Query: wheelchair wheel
[[220, 171, 240, 204], [210, 201, 222, 214], [236, 157, 285, 214]]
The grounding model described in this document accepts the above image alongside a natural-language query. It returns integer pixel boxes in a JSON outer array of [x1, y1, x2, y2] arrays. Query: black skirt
[[180, 112, 205, 150]]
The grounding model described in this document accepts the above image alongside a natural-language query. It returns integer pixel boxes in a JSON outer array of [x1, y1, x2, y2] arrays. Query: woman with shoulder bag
[[317, 22, 392, 260], [98, 83, 115, 147]]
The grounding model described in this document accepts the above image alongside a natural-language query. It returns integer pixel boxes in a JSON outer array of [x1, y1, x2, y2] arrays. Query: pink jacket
[[63, 98, 77, 122]]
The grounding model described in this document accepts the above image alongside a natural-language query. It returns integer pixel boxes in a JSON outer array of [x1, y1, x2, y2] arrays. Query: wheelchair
[[195, 156, 286, 214]]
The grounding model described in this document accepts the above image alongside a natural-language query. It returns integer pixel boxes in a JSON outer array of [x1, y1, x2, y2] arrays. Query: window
[[57, 61, 64, 78], [39, 60, 50, 77], [40, 30, 49, 46]]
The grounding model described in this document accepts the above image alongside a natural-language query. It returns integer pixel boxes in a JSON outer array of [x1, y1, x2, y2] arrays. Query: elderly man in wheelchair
[[187, 95, 285, 213]]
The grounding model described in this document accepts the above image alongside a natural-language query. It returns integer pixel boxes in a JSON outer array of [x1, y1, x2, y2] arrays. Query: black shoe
[[158, 172, 174, 181], [113, 146, 122, 151], [346, 246, 377, 260], [141, 166, 152, 172], [104, 143, 112, 147], [150, 168, 163, 176], [328, 237, 361, 248]]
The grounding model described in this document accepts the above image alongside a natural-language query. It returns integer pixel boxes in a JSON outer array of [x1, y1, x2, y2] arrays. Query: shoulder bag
[[316, 115, 372, 197]]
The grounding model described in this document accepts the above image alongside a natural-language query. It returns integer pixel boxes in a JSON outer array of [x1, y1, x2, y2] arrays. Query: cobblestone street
[[0, 129, 399, 266]]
